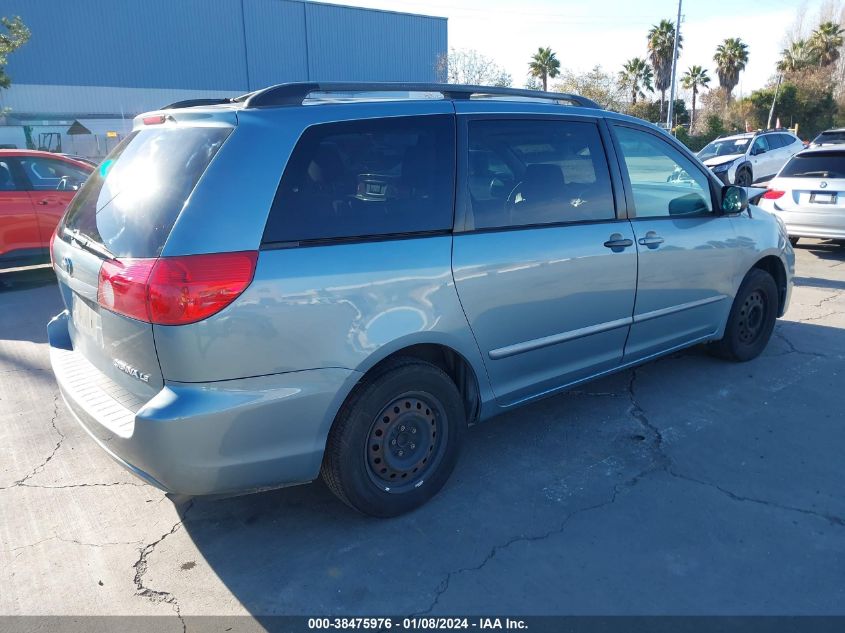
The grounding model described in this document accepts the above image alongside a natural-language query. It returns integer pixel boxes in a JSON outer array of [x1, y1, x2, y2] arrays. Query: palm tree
[[809, 21, 845, 67], [777, 39, 817, 73], [528, 47, 560, 91], [647, 19, 682, 119], [619, 58, 654, 104], [680, 65, 710, 131], [713, 37, 749, 103]]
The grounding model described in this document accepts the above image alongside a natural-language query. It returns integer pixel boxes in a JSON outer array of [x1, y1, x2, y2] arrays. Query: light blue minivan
[[48, 83, 794, 516]]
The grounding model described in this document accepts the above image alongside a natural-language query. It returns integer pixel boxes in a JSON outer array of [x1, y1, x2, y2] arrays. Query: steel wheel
[[366, 392, 446, 492], [737, 289, 766, 345]]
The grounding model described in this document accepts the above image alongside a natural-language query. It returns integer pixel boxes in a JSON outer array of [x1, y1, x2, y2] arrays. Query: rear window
[[61, 125, 232, 258], [262, 115, 455, 244], [812, 131, 845, 145], [780, 152, 845, 178]]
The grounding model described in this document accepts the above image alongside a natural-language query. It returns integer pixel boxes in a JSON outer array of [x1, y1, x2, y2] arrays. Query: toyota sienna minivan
[[48, 83, 794, 516]]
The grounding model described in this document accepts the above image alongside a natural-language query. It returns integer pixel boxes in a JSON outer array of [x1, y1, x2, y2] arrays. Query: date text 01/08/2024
[[307, 618, 528, 630]]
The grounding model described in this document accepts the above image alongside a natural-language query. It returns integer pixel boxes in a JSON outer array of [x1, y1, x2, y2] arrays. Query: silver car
[[757, 146, 845, 246], [47, 83, 794, 517]]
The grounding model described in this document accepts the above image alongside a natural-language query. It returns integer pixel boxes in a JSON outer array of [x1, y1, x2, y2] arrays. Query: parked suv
[[697, 130, 803, 186], [48, 83, 793, 517]]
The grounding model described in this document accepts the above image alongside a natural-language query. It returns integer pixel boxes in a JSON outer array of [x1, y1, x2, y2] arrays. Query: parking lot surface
[[1, 242, 843, 624]]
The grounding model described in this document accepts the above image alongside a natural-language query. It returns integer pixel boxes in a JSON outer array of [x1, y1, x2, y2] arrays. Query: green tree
[[713, 37, 749, 102], [778, 40, 817, 73], [0, 16, 30, 89], [528, 47, 560, 91], [647, 19, 682, 119], [681, 65, 710, 130], [619, 57, 653, 104], [809, 21, 844, 67]]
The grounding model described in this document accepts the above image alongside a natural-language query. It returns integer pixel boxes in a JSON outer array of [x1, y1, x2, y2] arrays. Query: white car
[[810, 128, 845, 147], [698, 130, 804, 186], [757, 146, 845, 246]]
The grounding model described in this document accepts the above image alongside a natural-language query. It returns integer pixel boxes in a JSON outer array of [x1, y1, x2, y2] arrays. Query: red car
[[0, 149, 94, 269]]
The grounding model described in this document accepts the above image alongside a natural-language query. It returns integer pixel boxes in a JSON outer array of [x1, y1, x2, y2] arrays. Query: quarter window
[[614, 126, 713, 218], [465, 119, 615, 230], [263, 115, 455, 244]]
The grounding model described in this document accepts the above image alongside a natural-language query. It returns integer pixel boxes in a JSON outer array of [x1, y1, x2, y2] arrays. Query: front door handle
[[604, 233, 634, 250], [37, 200, 50, 205], [638, 231, 664, 248]]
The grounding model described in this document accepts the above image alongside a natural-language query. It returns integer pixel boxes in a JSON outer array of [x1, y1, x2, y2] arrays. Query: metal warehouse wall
[[0, 0, 446, 115]]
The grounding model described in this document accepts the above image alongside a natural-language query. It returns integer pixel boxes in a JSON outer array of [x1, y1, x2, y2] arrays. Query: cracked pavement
[[1, 241, 844, 621]]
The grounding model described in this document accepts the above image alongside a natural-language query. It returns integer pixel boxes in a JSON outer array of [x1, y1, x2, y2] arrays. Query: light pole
[[767, 73, 782, 130], [666, 0, 683, 130]]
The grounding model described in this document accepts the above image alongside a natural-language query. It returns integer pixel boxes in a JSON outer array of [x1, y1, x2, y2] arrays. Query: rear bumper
[[48, 311, 360, 496], [768, 209, 845, 240]]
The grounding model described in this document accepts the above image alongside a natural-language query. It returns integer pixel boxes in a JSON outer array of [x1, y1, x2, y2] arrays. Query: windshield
[[812, 131, 845, 145], [698, 137, 750, 160], [780, 152, 845, 178], [60, 125, 232, 258]]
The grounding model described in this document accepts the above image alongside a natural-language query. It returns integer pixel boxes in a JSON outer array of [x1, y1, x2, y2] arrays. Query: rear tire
[[710, 268, 778, 362], [321, 357, 465, 517], [789, 236, 800, 246]]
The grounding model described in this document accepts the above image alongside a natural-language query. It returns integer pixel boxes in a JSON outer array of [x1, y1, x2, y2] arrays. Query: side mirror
[[751, 146, 766, 156], [721, 185, 748, 214]]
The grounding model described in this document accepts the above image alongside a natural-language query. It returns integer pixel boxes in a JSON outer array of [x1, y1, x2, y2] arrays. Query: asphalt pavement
[[1, 242, 843, 625]]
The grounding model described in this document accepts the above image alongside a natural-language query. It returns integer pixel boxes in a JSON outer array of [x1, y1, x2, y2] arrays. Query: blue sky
[[327, 0, 824, 97]]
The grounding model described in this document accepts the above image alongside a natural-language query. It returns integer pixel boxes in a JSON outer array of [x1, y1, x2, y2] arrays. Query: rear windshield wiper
[[61, 227, 115, 261]]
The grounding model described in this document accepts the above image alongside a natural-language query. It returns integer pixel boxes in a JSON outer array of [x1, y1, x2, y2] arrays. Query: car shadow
[[175, 320, 845, 617], [796, 240, 845, 263]]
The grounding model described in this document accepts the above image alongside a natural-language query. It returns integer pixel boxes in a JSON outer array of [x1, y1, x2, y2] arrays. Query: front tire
[[735, 166, 752, 186], [321, 357, 466, 517], [711, 269, 778, 362]]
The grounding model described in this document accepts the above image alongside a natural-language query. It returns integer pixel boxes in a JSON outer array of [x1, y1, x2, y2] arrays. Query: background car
[[809, 128, 845, 147], [757, 146, 845, 246], [0, 149, 93, 269], [697, 130, 804, 186]]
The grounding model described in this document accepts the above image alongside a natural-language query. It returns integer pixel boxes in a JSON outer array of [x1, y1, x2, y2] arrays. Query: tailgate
[[52, 235, 163, 405]]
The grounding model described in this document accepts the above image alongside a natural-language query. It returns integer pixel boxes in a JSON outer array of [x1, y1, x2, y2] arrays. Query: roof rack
[[241, 82, 601, 110]]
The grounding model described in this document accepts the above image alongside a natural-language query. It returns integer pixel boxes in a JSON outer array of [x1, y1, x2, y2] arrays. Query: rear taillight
[[97, 251, 257, 325], [763, 189, 785, 200]]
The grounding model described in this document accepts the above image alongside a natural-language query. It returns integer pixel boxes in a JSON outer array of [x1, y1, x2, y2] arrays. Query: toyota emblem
[[820, 181, 828, 188]]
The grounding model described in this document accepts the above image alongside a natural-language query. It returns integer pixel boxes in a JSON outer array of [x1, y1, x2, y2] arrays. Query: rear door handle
[[37, 200, 50, 205], [638, 231, 664, 248], [604, 233, 634, 250]]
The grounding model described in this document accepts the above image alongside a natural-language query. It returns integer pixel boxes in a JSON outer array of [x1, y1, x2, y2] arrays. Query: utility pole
[[767, 73, 782, 130], [666, 0, 683, 130]]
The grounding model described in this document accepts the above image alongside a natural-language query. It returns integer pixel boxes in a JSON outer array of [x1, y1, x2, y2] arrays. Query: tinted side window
[[614, 126, 713, 218], [263, 115, 455, 244], [766, 134, 784, 149], [751, 136, 769, 154], [465, 119, 615, 230], [19, 157, 90, 191]]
